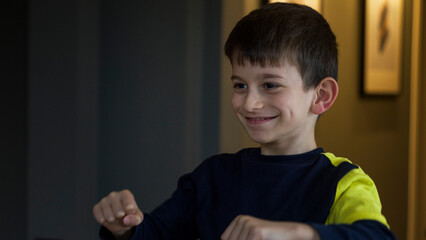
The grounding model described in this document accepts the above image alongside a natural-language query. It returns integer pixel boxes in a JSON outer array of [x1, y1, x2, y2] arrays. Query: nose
[[244, 89, 264, 112]]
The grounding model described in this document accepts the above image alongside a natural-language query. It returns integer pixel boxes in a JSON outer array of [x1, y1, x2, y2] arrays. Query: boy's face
[[231, 61, 318, 155]]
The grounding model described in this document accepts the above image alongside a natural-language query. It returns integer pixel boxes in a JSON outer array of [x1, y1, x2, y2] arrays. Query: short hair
[[224, 3, 338, 90]]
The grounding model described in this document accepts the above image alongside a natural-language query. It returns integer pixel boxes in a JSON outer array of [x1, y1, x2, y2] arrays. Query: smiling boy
[[93, 3, 396, 240], [230, 62, 329, 155]]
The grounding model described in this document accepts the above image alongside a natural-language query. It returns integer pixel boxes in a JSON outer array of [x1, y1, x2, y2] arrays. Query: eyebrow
[[262, 73, 284, 79], [231, 73, 284, 81], [231, 75, 242, 81]]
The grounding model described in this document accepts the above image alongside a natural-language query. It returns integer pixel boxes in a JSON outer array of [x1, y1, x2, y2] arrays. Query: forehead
[[231, 59, 302, 81], [230, 55, 287, 68]]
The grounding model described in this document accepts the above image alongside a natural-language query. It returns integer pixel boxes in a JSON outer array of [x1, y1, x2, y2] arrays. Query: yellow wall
[[407, 0, 424, 239], [415, 0, 426, 237], [220, 0, 260, 153], [317, 1, 410, 239], [420, 24, 426, 240], [419, 36, 426, 240], [220, 0, 411, 239]]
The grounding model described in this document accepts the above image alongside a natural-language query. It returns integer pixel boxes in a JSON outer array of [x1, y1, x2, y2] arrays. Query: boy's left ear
[[310, 77, 339, 115]]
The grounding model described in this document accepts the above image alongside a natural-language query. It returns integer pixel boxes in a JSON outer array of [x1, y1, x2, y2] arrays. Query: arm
[[313, 166, 396, 239], [94, 173, 199, 240], [220, 216, 395, 240], [221, 165, 396, 240], [311, 220, 396, 239]]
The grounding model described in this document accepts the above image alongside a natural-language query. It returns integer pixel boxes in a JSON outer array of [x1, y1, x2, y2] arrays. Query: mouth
[[244, 116, 278, 125]]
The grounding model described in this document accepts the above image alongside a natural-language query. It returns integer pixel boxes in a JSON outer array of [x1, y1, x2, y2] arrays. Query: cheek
[[270, 94, 290, 109], [271, 94, 299, 117], [231, 94, 242, 111]]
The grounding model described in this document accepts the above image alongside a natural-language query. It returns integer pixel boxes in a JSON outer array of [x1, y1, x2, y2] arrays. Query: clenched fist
[[221, 215, 320, 240], [93, 189, 144, 240]]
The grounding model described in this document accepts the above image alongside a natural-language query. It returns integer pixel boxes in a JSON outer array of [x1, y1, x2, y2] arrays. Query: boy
[[93, 3, 396, 240]]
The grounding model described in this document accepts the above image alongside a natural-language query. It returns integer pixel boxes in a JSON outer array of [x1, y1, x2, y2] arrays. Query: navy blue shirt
[[100, 148, 396, 239]]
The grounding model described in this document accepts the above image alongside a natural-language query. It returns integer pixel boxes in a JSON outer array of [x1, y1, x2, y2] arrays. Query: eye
[[233, 83, 247, 89], [263, 82, 279, 89]]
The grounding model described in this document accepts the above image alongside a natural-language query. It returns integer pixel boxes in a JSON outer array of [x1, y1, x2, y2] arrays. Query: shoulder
[[321, 152, 373, 191], [322, 153, 389, 227], [313, 152, 359, 186], [320, 152, 376, 200], [321, 152, 358, 169]]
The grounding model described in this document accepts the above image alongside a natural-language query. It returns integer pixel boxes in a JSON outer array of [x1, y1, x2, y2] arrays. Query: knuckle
[[121, 189, 133, 198], [108, 191, 118, 198], [100, 197, 109, 205], [237, 215, 249, 223], [104, 211, 114, 222], [121, 189, 131, 194]]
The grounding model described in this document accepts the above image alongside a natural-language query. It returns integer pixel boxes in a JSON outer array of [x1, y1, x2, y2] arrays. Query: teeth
[[249, 117, 270, 120]]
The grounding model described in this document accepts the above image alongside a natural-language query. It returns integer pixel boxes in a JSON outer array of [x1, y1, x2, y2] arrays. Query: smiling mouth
[[245, 116, 277, 125]]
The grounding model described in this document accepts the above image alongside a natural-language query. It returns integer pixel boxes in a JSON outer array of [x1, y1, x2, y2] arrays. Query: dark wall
[[1, 0, 221, 239], [97, 0, 221, 211], [0, 1, 28, 239], [27, 0, 100, 239], [98, 0, 187, 210]]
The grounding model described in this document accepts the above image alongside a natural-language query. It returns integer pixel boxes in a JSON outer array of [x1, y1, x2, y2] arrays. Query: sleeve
[[311, 220, 396, 239], [310, 166, 396, 239], [325, 167, 388, 227], [99, 173, 199, 240], [99, 226, 118, 240]]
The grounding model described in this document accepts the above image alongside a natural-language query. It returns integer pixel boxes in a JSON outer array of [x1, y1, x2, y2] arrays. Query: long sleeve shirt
[[100, 148, 396, 239]]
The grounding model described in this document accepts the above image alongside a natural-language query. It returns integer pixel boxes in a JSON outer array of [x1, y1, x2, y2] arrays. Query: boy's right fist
[[93, 189, 144, 238]]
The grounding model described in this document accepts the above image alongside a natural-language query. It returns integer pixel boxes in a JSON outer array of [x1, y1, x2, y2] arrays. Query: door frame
[[407, 0, 424, 239]]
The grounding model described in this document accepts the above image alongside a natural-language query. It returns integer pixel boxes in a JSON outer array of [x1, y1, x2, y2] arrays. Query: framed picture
[[262, 0, 322, 13], [363, 0, 403, 95]]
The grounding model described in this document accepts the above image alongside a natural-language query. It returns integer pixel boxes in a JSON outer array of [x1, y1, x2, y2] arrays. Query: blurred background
[[1, 0, 424, 239]]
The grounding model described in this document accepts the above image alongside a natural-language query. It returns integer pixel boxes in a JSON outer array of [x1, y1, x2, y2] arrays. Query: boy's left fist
[[221, 215, 320, 240]]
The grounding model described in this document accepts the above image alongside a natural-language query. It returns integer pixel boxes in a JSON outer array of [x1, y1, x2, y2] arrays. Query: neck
[[260, 141, 317, 156], [260, 131, 317, 156]]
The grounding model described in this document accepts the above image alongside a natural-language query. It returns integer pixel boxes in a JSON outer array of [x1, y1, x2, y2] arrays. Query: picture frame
[[262, 0, 322, 13], [363, 0, 403, 95]]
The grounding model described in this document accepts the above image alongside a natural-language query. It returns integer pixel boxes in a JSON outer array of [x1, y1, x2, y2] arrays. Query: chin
[[246, 134, 272, 145]]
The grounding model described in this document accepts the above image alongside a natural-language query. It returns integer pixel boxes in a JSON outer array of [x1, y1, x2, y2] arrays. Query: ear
[[310, 77, 339, 115]]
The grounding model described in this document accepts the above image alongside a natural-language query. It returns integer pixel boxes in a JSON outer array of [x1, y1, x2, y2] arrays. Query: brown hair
[[224, 3, 338, 90]]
